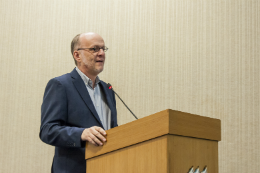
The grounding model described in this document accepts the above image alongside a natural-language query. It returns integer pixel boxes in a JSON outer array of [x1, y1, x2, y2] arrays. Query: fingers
[[95, 126, 107, 136], [81, 126, 107, 146]]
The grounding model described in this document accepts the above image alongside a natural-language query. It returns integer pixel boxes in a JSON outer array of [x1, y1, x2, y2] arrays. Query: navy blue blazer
[[40, 68, 118, 173]]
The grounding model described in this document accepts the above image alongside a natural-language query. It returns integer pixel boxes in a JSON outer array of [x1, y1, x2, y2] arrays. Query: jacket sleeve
[[39, 78, 86, 148]]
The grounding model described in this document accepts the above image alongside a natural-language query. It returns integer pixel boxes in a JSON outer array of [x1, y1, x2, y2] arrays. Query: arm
[[40, 78, 107, 147], [40, 78, 86, 148]]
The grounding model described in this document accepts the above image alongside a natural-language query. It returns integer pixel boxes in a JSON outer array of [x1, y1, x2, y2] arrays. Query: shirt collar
[[75, 67, 100, 89]]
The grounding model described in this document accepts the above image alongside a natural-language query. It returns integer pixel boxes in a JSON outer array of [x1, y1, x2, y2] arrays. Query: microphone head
[[107, 83, 112, 89]]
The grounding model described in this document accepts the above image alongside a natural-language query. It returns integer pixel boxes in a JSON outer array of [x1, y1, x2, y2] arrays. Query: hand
[[81, 126, 107, 146]]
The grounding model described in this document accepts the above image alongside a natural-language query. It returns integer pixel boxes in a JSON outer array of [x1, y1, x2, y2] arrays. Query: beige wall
[[0, 0, 259, 172]]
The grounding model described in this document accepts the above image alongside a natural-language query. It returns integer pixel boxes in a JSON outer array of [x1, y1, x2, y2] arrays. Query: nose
[[97, 48, 105, 55]]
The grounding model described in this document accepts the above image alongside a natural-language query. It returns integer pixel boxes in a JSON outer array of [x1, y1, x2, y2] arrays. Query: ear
[[73, 50, 81, 64]]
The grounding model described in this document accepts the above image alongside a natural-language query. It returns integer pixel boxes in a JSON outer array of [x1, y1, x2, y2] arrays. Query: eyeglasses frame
[[77, 46, 108, 53]]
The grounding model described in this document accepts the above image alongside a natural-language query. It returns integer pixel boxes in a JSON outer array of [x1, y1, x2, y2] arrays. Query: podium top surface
[[85, 109, 221, 159]]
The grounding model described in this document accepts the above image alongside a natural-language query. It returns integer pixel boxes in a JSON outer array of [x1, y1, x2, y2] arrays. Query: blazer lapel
[[70, 69, 103, 128], [99, 81, 117, 125]]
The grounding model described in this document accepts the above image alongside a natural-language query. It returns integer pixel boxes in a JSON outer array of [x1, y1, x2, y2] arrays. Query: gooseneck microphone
[[107, 83, 138, 120]]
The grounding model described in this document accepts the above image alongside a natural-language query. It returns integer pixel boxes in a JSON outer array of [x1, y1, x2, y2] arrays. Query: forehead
[[79, 34, 105, 47]]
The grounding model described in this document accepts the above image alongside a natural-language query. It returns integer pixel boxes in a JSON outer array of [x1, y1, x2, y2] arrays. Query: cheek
[[82, 56, 93, 64]]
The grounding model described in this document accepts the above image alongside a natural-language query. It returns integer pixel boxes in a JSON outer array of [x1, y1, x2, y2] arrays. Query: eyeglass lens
[[94, 47, 108, 52]]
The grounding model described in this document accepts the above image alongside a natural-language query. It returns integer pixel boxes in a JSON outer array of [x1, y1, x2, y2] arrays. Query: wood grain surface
[[85, 109, 221, 159], [168, 109, 221, 141], [86, 135, 218, 173], [87, 135, 168, 173], [85, 109, 169, 159], [168, 135, 218, 173]]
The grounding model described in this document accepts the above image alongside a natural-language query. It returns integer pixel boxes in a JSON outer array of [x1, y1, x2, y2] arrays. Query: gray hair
[[71, 34, 81, 65]]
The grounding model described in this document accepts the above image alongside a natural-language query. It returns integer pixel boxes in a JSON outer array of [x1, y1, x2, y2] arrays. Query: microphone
[[107, 83, 138, 119]]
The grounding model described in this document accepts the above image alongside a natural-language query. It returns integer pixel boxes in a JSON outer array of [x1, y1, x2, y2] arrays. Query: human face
[[78, 33, 106, 77]]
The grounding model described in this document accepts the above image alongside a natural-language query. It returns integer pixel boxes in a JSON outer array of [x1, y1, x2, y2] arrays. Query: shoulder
[[45, 74, 69, 88], [53, 73, 71, 83], [48, 68, 78, 85]]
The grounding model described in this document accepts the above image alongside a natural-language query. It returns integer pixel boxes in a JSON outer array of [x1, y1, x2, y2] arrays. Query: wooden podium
[[85, 109, 221, 173]]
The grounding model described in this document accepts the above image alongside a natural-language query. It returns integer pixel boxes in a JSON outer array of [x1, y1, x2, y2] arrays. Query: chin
[[95, 68, 104, 74]]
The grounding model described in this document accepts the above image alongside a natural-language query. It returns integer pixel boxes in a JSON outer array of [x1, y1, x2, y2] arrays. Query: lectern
[[85, 109, 221, 173]]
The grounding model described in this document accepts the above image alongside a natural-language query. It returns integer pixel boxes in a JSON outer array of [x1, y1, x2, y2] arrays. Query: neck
[[77, 66, 97, 88]]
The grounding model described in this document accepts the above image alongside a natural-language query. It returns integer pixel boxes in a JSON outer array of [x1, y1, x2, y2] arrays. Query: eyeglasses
[[77, 46, 108, 53]]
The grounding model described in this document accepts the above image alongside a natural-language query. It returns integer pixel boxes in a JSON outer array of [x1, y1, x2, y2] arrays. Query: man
[[40, 32, 118, 173]]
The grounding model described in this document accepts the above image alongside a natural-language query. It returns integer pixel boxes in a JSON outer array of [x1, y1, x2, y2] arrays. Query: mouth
[[96, 60, 104, 63]]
